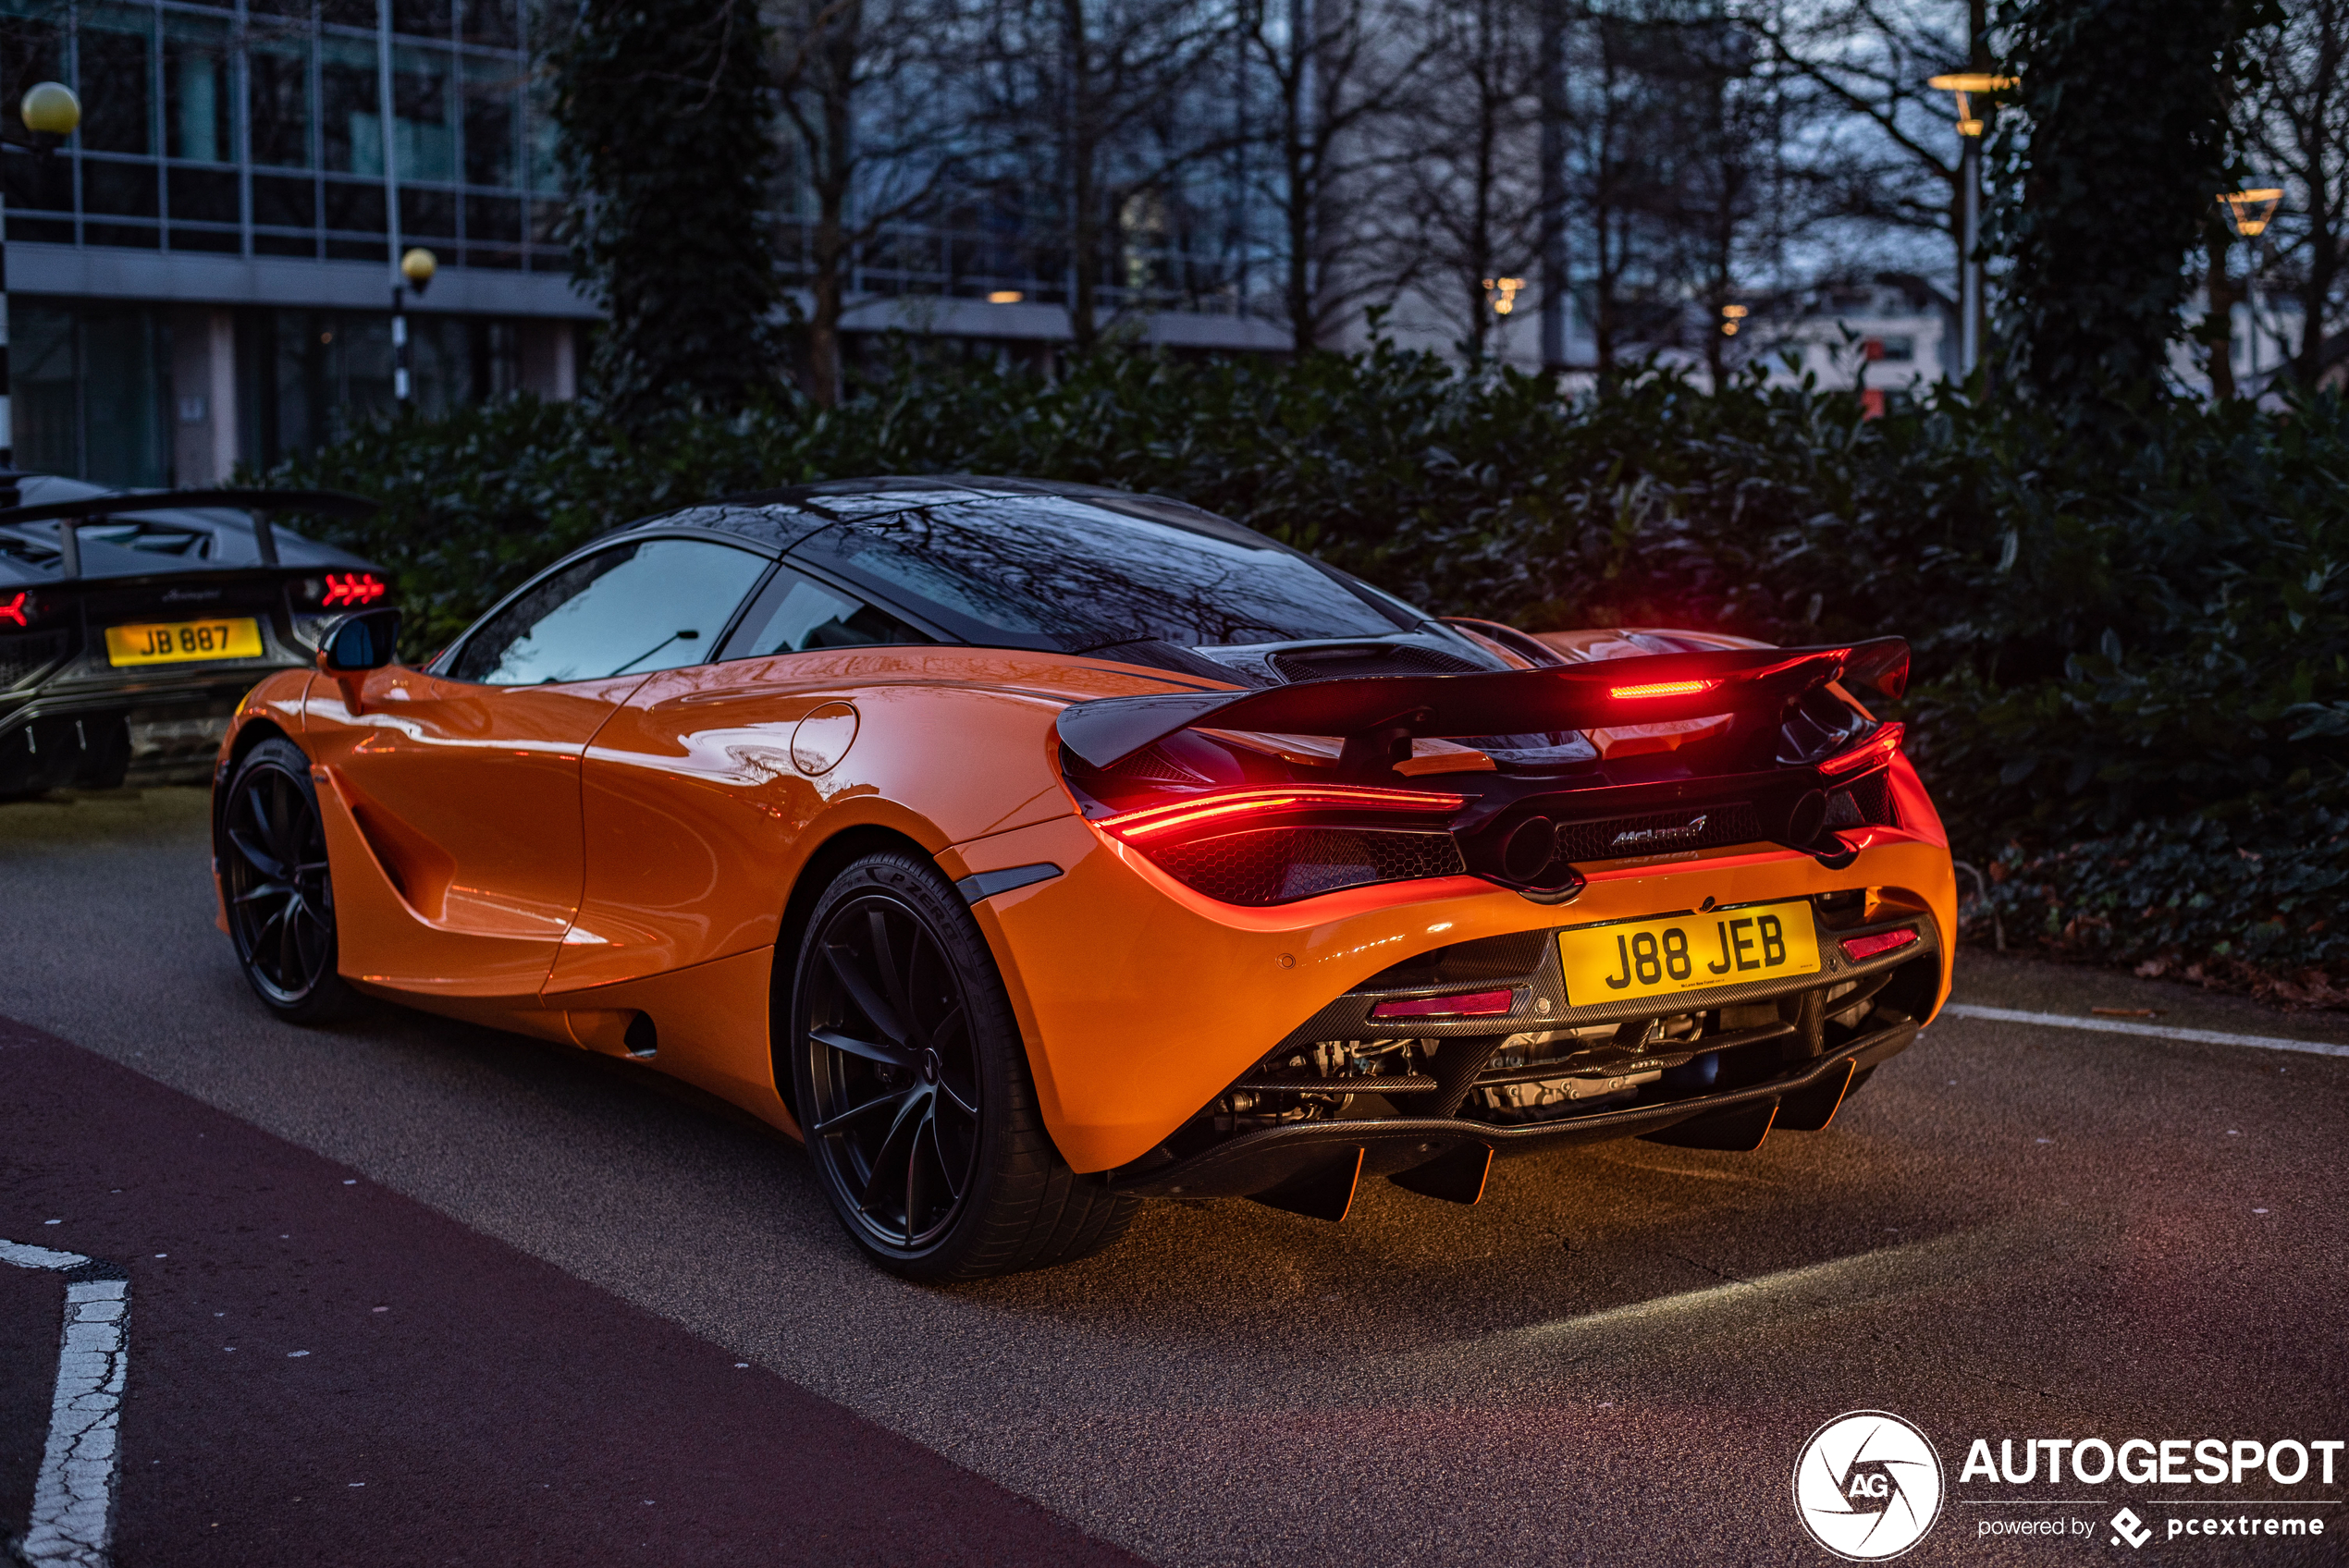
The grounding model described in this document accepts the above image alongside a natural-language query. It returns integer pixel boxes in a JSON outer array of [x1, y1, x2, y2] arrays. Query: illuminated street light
[[1722, 303, 1748, 338], [986, 290, 1025, 304], [2219, 189, 2285, 386], [2220, 188, 2282, 238], [1926, 71, 2016, 381], [1, 82, 82, 504], [1485, 277, 1526, 317], [392, 247, 436, 404]]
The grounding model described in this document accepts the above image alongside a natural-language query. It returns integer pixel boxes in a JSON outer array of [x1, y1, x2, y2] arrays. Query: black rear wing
[[1057, 638, 1910, 772], [0, 488, 379, 578]]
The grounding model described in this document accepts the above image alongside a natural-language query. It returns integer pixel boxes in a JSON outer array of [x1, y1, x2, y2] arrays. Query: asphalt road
[[4, 787, 2345, 1567]]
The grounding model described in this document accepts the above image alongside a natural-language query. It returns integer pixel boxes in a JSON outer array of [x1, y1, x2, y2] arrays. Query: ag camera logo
[[1793, 1410, 1945, 1560]]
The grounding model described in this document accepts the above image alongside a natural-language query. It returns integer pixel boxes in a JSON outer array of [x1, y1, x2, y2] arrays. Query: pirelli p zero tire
[[790, 850, 1138, 1281], [217, 736, 359, 1024]]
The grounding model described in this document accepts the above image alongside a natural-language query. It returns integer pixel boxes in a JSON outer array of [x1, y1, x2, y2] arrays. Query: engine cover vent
[[1269, 643, 1484, 684]]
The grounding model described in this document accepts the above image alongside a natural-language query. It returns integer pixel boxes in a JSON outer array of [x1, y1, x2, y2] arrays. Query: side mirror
[[316, 606, 400, 714], [317, 607, 401, 674]]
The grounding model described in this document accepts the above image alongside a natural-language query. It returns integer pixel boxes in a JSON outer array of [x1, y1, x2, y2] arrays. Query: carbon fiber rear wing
[[1056, 638, 1910, 773], [0, 488, 378, 577]]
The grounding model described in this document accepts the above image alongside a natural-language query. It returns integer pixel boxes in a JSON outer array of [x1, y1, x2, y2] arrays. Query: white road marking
[[2, 1241, 130, 1568], [1940, 1003, 2349, 1060], [1, 1240, 88, 1270]]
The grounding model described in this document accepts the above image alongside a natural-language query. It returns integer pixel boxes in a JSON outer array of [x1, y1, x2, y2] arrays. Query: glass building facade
[[0, 0, 586, 484]]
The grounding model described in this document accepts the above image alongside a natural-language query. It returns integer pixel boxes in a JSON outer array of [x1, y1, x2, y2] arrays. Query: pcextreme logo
[[1793, 1410, 1947, 1561]]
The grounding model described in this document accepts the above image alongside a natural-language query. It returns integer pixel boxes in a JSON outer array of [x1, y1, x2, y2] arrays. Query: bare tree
[[1562, 2, 1699, 378], [767, 0, 967, 405], [1393, 0, 1546, 360], [2244, 0, 2349, 383], [1243, 0, 1443, 352], [967, 0, 1236, 350], [1654, 6, 1777, 384], [1748, 0, 1979, 301]]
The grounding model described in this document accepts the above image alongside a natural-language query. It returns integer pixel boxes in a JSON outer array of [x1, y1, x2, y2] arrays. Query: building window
[[163, 17, 233, 164], [12, 300, 172, 487]]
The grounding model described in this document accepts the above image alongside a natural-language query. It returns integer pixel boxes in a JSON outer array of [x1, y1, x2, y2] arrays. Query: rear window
[[787, 495, 1413, 651]]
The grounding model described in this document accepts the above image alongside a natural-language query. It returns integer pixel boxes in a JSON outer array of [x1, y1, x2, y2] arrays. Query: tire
[[217, 736, 359, 1023], [788, 849, 1138, 1280]]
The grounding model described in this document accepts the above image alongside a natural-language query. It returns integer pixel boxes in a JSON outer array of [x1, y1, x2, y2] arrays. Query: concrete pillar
[[171, 308, 238, 484], [518, 320, 578, 401]]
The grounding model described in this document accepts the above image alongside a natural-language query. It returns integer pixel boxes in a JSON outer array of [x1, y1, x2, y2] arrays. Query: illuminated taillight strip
[[1818, 720, 1905, 778], [0, 592, 27, 628], [1609, 678, 1718, 700], [1097, 785, 1467, 841], [1840, 927, 1917, 962], [1370, 987, 1514, 1020]]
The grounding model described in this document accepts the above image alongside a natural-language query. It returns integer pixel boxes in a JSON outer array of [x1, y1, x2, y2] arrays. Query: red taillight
[[1818, 720, 1904, 778], [1369, 987, 1515, 1021], [1096, 785, 1466, 841], [323, 572, 387, 607], [0, 592, 28, 628], [1840, 927, 1917, 962], [1088, 783, 1470, 906], [1610, 678, 1717, 701]]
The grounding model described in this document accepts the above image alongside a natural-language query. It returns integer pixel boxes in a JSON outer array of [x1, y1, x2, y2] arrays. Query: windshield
[[786, 494, 1416, 651]]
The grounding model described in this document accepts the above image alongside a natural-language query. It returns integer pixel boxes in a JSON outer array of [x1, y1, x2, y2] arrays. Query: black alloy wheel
[[219, 737, 355, 1022], [802, 888, 983, 1251], [790, 851, 1138, 1280]]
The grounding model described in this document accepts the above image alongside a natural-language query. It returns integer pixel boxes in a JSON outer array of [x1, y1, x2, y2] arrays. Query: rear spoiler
[[0, 488, 379, 578], [1057, 638, 1909, 773]]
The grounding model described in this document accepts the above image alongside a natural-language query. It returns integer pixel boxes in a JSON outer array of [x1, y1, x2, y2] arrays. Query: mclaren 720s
[[211, 476, 1955, 1280]]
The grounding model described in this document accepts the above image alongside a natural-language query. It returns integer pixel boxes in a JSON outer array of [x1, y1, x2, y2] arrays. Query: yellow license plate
[[105, 618, 264, 667], [1560, 900, 1822, 1004]]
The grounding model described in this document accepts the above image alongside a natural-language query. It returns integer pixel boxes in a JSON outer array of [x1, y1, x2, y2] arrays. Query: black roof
[[619, 475, 1270, 554]]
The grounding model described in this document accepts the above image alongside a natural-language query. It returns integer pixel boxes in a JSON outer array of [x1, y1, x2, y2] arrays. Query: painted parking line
[[3, 1239, 129, 1568], [1939, 1003, 2349, 1060]]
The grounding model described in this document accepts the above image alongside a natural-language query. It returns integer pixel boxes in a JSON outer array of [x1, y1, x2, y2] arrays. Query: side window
[[449, 538, 769, 685], [721, 565, 932, 660]]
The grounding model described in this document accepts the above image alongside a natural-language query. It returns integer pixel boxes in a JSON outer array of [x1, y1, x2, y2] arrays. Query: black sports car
[[0, 480, 386, 794]]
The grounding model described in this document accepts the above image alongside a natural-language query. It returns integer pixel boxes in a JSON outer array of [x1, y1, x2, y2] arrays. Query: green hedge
[[255, 344, 2349, 998]]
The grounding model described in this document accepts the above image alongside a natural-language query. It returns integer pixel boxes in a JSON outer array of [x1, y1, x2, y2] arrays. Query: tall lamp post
[[392, 247, 437, 404], [2219, 189, 2282, 392], [1926, 72, 2014, 381], [1, 81, 82, 506]]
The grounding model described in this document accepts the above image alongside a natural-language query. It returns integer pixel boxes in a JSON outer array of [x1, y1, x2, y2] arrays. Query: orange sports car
[[211, 478, 1954, 1280]]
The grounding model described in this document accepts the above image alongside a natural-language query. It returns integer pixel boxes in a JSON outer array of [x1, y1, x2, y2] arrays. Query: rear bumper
[[1105, 1013, 1917, 1199], [952, 774, 1956, 1175], [0, 665, 295, 790]]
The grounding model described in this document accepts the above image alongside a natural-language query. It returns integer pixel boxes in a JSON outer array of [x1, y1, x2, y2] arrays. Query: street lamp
[[1, 81, 81, 505], [1721, 303, 1748, 338], [1927, 71, 2016, 382], [392, 247, 437, 404], [2220, 189, 2283, 389]]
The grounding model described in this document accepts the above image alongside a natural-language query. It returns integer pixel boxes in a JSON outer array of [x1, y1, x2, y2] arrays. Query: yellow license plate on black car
[[1560, 900, 1822, 1004], [105, 618, 263, 668]]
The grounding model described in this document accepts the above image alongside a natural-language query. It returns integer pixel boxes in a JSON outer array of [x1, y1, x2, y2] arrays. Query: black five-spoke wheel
[[801, 890, 982, 1251], [790, 851, 1138, 1280], [219, 737, 353, 1021]]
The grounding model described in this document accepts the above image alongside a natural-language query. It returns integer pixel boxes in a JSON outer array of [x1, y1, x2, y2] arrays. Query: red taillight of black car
[[1093, 783, 1471, 907], [322, 572, 388, 607]]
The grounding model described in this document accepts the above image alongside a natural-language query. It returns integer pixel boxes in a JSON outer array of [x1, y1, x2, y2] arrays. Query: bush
[[253, 345, 2349, 998]]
